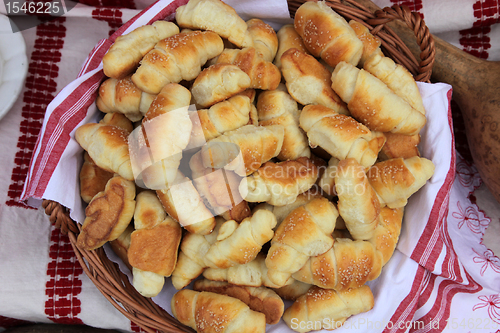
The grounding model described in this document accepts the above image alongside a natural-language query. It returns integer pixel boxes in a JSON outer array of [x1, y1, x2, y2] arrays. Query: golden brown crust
[[349, 20, 383, 66], [281, 48, 348, 115], [379, 132, 421, 160], [246, 18, 278, 62], [193, 279, 284, 325], [77, 175, 136, 250], [294, 1, 363, 67], [128, 217, 182, 276], [274, 24, 309, 69], [216, 47, 281, 91], [79, 152, 114, 204]]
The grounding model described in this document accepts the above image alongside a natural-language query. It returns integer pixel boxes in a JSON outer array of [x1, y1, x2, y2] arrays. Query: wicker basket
[[42, 1, 435, 332]]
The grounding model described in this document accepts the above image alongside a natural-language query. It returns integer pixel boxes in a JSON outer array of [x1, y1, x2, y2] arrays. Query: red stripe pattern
[[45, 227, 83, 324], [6, 18, 67, 209]]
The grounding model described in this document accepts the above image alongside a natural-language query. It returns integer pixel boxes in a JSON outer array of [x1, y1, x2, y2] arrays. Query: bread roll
[[79, 152, 114, 203], [273, 279, 312, 301], [292, 207, 403, 290], [367, 156, 435, 208], [246, 18, 278, 62], [99, 112, 134, 133], [281, 48, 348, 115], [331, 61, 426, 135], [77, 175, 136, 250], [171, 289, 266, 333], [200, 124, 284, 176], [273, 24, 309, 69], [189, 151, 251, 222], [96, 76, 156, 122], [215, 47, 281, 91], [175, 0, 253, 48], [191, 63, 251, 108], [188, 95, 253, 149], [204, 209, 277, 268], [294, 1, 363, 67], [132, 31, 224, 94], [203, 254, 294, 289], [282, 285, 374, 332], [103, 21, 179, 79], [75, 123, 133, 181], [364, 53, 425, 115], [156, 170, 216, 235], [139, 83, 192, 190], [257, 84, 310, 160], [240, 157, 320, 206], [299, 104, 385, 169], [193, 279, 284, 325], [379, 132, 421, 160], [349, 20, 383, 67], [335, 158, 381, 240], [265, 197, 338, 287]]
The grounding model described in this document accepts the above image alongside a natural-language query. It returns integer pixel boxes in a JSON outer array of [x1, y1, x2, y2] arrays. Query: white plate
[[0, 14, 28, 122]]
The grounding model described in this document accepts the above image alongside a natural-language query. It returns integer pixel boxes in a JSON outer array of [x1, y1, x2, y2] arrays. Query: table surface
[[0, 0, 499, 332]]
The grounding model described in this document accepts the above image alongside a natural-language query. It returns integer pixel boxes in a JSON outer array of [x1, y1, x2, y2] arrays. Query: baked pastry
[[273, 24, 309, 70], [299, 104, 385, 169], [240, 157, 320, 206], [200, 124, 284, 176], [99, 112, 133, 133], [170, 218, 223, 290], [317, 157, 340, 197], [102, 20, 179, 79], [75, 122, 133, 181], [331, 61, 426, 135], [96, 75, 156, 122], [156, 170, 216, 235], [109, 224, 133, 270], [175, 0, 253, 48], [280, 48, 348, 115], [282, 285, 374, 332], [139, 83, 192, 190], [128, 191, 182, 297], [77, 175, 136, 250], [191, 63, 251, 108], [204, 209, 277, 268], [257, 84, 310, 160], [193, 279, 284, 325], [171, 289, 266, 333], [367, 156, 435, 208], [294, 1, 363, 67], [189, 151, 251, 222], [188, 94, 253, 149], [265, 197, 338, 287], [253, 189, 324, 229], [379, 132, 421, 160], [215, 47, 281, 91], [335, 158, 381, 240], [79, 152, 114, 203], [364, 53, 426, 115], [273, 279, 312, 301], [246, 18, 279, 62], [132, 31, 224, 94], [203, 254, 294, 289], [292, 207, 403, 290], [349, 20, 383, 67]]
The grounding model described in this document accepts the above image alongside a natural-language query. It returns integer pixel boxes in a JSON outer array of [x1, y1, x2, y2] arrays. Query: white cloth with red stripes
[[0, 0, 497, 332]]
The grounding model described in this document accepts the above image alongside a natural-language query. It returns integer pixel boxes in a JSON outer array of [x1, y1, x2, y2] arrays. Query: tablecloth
[[0, 0, 499, 332]]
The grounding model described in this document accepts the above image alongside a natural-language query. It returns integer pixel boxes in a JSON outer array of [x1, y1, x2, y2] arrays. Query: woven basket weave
[[42, 1, 435, 332]]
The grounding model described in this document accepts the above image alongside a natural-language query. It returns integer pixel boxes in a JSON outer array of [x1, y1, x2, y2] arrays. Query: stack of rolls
[[74, 0, 436, 332]]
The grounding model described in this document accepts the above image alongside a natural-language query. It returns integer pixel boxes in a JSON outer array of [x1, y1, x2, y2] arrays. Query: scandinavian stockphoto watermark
[[3, 0, 78, 32]]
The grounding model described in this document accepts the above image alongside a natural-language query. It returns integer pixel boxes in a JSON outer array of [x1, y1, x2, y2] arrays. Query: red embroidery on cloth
[[473, 294, 500, 324], [5, 18, 66, 209], [459, 0, 499, 59], [456, 159, 480, 188], [473, 248, 500, 276], [452, 201, 490, 234], [45, 227, 83, 324], [92, 8, 126, 36]]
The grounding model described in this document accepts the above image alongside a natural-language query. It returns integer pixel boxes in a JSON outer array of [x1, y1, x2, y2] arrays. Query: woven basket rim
[[42, 1, 436, 332]]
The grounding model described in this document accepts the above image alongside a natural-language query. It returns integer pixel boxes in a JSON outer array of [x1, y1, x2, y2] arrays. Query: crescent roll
[[274, 24, 309, 70], [102, 21, 179, 79], [246, 18, 279, 62]]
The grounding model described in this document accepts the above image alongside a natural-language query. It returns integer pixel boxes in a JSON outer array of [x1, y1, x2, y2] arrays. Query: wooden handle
[[355, 0, 500, 204]]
